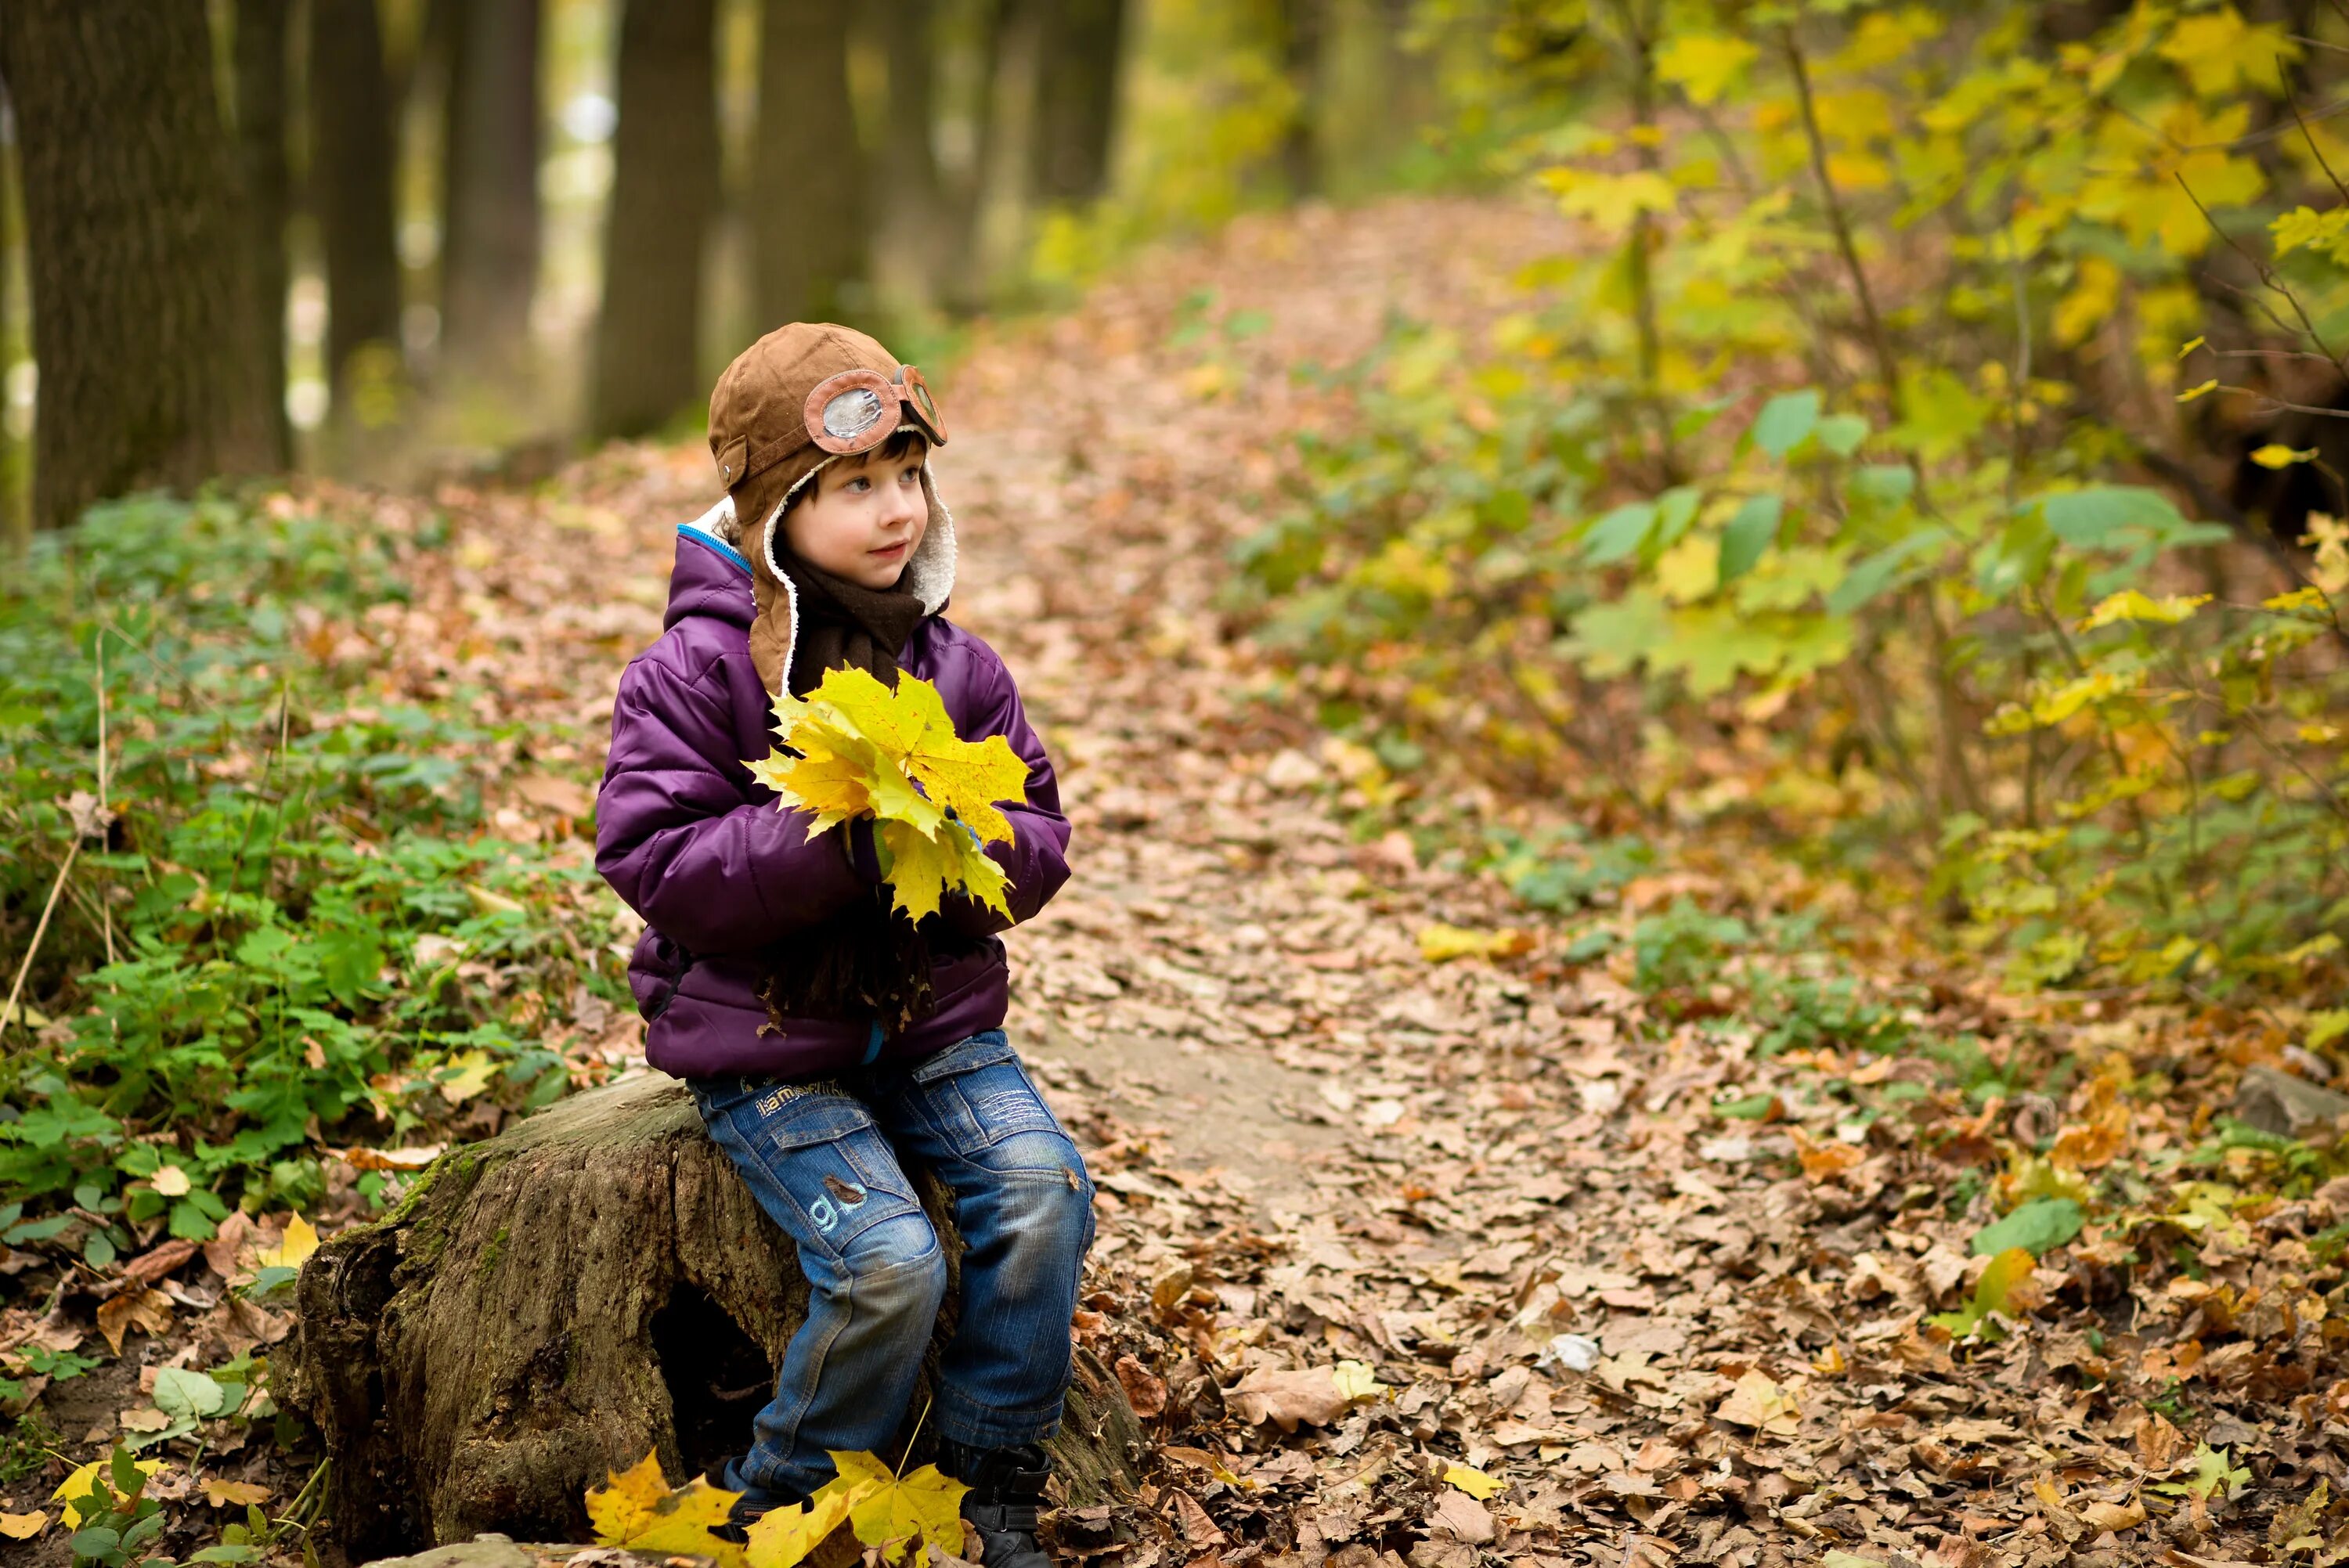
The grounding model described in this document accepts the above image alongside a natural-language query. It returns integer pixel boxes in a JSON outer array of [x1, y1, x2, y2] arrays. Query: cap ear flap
[[715, 434, 751, 488]]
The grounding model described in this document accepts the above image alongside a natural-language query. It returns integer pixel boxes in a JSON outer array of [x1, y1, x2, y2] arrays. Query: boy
[[596, 323, 1088, 1568]]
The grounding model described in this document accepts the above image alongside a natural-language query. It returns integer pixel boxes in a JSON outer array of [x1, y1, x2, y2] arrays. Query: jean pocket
[[907, 1033, 1063, 1153], [738, 1097, 918, 1251]]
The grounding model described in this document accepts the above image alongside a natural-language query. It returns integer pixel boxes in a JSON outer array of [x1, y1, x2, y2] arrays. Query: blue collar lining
[[678, 522, 752, 575]]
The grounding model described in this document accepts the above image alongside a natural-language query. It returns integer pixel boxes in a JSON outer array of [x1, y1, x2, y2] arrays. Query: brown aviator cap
[[709, 323, 959, 701], [707, 323, 947, 532]]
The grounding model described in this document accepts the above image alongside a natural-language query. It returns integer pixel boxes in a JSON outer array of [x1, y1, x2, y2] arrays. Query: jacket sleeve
[[596, 653, 865, 955], [936, 648, 1071, 940]]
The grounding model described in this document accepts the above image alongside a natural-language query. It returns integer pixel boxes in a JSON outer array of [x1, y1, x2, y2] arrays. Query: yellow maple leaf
[[586, 1451, 745, 1567], [831, 1452, 969, 1565], [752, 669, 1027, 923], [1543, 168, 1678, 235], [0, 1510, 47, 1539], [880, 819, 1012, 923], [1654, 33, 1756, 105], [52, 1457, 164, 1505], [762, 735, 883, 835], [824, 670, 1028, 843], [1444, 1463, 1504, 1500], [2157, 6, 2300, 99], [742, 1485, 863, 1568], [253, 1214, 319, 1271], [436, 1051, 498, 1105]]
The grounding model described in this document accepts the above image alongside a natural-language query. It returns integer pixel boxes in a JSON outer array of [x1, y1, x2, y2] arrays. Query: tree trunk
[[940, 0, 1010, 317], [439, 0, 540, 380], [310, 0, 406, 406], [871, 0, 946, 312], [1273, 0, 1324, 200], [2, 78, 29, 557], [591, 0, 720, 441], [0, 0, 276, 532], [752, 0, 867, 328], [235, 0, 294, 465], [286, 1075, 1142, 1559], [1028, 0, 1124, 207]]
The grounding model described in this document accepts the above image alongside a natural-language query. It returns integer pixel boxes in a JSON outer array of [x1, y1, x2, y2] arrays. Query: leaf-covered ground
[[9, 194, 2349, 1568]]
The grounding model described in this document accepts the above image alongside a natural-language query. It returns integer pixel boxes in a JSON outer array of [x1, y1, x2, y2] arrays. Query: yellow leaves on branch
[[2077, 589, 2210, 632], [2154, 5, 2301, 100], [1655, 34, 1756, 106], [586, 1449, 971, 1568], [1540, 167, 1679, 236], [745, 667, 1029, 922]]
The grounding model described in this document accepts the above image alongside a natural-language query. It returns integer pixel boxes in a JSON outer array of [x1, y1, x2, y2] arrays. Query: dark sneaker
[[940, 1440, 1053, 1568], [702, 1458, 808, 1545]]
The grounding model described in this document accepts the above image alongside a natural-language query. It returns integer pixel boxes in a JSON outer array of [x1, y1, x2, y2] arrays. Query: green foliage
[[1232, 0, 2349, 1000], [59, 1448, 168, 1568], [1629, 898, 1750, 993], [1482, 824, 1653, 910], [0, 492, 616, 1230], [1749, 969, 1913, 1060], [1969, 1196, 2084, 1258]]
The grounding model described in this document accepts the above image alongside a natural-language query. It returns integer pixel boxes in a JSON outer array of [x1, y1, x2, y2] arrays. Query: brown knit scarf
[[756, 547, 939, 1040], [773, 550, 927, 697]]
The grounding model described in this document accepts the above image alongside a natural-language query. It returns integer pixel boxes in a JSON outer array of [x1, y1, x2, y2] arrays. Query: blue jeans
[[687, 1030, 1095, 1501]]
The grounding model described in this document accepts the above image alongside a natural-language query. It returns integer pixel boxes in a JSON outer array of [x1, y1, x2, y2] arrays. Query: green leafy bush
[[1232, 2, 2349, 1000], [1, 492, 618, 1242]]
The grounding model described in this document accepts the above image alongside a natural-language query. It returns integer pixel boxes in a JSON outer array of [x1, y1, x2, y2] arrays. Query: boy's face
[[781, 441, 929, 590]]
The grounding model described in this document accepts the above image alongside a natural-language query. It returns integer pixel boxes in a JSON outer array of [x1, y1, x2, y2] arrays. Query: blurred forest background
[[0, 0, 1506, 546]]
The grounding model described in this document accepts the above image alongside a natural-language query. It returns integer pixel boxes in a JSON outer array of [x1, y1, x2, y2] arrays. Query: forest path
[[435, 196, 2286, 1568]]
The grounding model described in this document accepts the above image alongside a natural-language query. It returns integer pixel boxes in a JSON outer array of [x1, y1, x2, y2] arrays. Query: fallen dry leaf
[[119, 1237, 199, 1290], [1113, 1353, 1167, 1418], [1716, 1370, 1802, 1436], [1224, 1366, 1351, 1432], [95, 1287, 175, 1354], [1428, 1491, 1496, 1546]]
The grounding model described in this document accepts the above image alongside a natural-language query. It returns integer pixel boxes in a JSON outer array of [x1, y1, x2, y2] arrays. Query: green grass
[[0, 489, 620, 1252]]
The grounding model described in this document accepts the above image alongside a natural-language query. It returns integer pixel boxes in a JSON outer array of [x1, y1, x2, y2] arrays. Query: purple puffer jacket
[[595, 520, 1071, 1080]]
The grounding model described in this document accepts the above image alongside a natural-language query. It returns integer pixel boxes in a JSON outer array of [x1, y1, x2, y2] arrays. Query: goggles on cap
[[802, 365, 948, 455]]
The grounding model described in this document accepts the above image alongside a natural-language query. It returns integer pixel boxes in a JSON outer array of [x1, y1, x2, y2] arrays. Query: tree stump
[[286, 1075, 1142, 1559]]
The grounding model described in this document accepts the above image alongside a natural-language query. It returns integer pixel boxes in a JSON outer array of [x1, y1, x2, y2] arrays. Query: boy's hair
[[784, 428, 929, 514]]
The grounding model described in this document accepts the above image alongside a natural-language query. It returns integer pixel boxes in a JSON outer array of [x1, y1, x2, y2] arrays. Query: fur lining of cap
[[737, 438, 955, 701]]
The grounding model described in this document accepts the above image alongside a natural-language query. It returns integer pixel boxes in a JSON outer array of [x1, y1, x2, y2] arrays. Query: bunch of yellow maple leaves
[[745, 668, 1030, 922], [586, 1449, 969, 1568]]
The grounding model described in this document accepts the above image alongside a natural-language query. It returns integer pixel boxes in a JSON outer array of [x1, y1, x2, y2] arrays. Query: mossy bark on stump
[[286, 1075, 1140, 1559]]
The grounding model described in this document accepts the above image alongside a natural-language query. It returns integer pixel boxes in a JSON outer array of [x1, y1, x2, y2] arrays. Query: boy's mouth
[[868, 541, 911, 562]]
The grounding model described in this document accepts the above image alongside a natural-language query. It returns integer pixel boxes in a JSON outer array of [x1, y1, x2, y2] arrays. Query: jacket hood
[[679, 487, 958, 700]]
